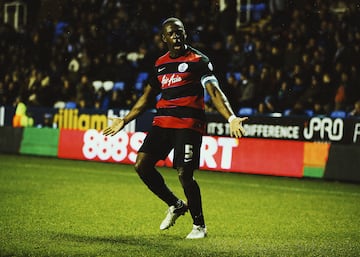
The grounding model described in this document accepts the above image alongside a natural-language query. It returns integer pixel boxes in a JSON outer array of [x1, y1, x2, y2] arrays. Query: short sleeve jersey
[[148, 45, 214, 134]]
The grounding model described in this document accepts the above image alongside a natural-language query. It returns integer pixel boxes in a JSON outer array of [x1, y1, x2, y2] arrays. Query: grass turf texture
[[0, 154, 359, 257]]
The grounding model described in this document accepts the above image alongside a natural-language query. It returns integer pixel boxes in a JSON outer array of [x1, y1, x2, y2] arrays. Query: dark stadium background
[[1, 0, 359, 117]]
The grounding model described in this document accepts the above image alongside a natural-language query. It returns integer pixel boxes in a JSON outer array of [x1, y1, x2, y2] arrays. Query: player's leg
[[135, 152, 179, 206], [135, 126, 188, 230], [178, 166, 207, 239], [177, 166, 204, 227], [174, 129, 207, 238]]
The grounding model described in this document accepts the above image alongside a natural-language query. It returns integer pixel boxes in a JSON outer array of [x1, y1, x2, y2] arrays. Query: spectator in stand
[[238, 71, 257, 108], [319, 72, 336, 114], [67, 54, 81, 86], [55, 76, 75, 105], [96, 53, 119, 81], [224, 73, 242, 112], [348, 100, 360, 117], [288, 64, 305, 84], [291, 75, 306, 100], [275, 80, 296, 112], [333, 71, 350, 111], [75, 74, 95, 108], [256, 66, 273, 106], [262, 68, 286, 112], [228, 43, 246, 71], [0, 81, 7, 105], [266, 44, 283, 70], [113, 54, 136, 86], [283, 41, 300, 70], [12, 96, 34, 127], [288, 101, 307, 116], [94, 87, 108, 111], [219, 0, 237, 37], [124, 90, 139, 109], [347, 65, 360, 105], [146, 33, 168, 67], [268, 0, 287, 26], [108, 90, 125, 110], [25, 69, 42, 106], [298, 53, 313, 84], [313, 101, 327, 116], [242, 32, 256, 67], [299, 75, 322, 110], [256, 102, 267, 116], [247, 63, 259, 80], [312, 62, 325, 81]]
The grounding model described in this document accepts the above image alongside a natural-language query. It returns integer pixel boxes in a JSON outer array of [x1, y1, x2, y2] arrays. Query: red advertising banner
[[58, 129, 305, 177], [58, 129, 86, 160], [58, 129, 144, 164], [231, 138, 304, 177], [195, 137, 304, 177]]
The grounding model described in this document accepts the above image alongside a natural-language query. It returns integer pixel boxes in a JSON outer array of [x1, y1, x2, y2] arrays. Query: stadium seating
[[238, 107, 256, 116], [330, 110, 347, 118], [65, 101, 77, 109], [92, 80, 103, 92], [226, 72, 242, 81], [53, 101, 66, 109], [305, 109, 314, 117], [103, 81, 114, 92], [114, 81, 125, 91], [135, 72, 149, 92]]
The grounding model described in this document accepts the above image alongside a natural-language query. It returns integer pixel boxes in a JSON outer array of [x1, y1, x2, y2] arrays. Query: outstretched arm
[[204, 78, 247, 138], [103, 84, 158, 136]]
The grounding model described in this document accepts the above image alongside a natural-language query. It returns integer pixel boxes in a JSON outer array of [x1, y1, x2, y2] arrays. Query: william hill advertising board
[[1, 106, 360, 144]]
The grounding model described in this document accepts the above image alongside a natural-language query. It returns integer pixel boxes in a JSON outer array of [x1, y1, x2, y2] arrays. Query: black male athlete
[[103, 17, 247, 239]]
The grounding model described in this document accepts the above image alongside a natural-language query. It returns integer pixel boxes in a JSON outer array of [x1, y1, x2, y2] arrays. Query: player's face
[[162, 21, 187, 57]]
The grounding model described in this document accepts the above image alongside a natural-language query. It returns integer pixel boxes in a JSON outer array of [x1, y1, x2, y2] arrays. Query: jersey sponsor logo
[[178, 62, 188, 72], [161, 74, 183, 87]]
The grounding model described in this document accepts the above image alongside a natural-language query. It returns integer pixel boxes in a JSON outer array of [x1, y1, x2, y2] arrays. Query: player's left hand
[[229, 117, 248, 138]]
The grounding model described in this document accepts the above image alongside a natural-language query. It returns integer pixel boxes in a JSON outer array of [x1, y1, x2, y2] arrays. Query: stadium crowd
[[0, 0, 359, 118]]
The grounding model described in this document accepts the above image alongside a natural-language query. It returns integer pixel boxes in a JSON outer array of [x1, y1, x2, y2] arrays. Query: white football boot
[[160, 200, 188, 230], [186, 225, 207, 239]]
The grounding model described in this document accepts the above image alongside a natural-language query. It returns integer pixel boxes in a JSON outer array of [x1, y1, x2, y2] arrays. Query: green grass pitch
[[0, 154, 359, 257]]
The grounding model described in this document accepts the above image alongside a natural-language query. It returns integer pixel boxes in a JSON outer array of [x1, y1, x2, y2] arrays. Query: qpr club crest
[[178, 62, 188, 72]]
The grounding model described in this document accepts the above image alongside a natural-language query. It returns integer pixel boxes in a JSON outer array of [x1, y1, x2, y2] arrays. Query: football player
[[103, 17, 247, 239]]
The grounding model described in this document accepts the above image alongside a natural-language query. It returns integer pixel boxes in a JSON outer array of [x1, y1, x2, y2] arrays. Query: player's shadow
[[53, 232, 193, 256], [56, 232, 180, 246], [52, 232, 231, 257]]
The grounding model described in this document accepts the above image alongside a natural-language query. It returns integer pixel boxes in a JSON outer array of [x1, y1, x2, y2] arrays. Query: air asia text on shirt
[[161, 74, 183, 88]]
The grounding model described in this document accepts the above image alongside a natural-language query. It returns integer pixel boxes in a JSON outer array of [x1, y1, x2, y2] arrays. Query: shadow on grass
[[52, 232, 233, 257], [56, 232, 180, 246]]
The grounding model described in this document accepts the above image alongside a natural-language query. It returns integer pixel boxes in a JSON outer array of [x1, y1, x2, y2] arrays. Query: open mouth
[[173, 41, 182, 50]]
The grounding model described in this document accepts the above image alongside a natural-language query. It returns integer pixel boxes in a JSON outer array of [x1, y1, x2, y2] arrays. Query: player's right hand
[[102, 117, 125, 136]]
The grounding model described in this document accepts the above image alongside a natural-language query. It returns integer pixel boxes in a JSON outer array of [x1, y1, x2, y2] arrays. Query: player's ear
[[162, 33, 166, 42]]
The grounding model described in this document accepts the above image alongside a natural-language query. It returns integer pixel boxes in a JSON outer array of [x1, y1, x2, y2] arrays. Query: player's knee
[[134, 153, 155, 177], [178, 167, 193, 186], [134, 162, 146, 177], [134, 157, 146, 176]]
